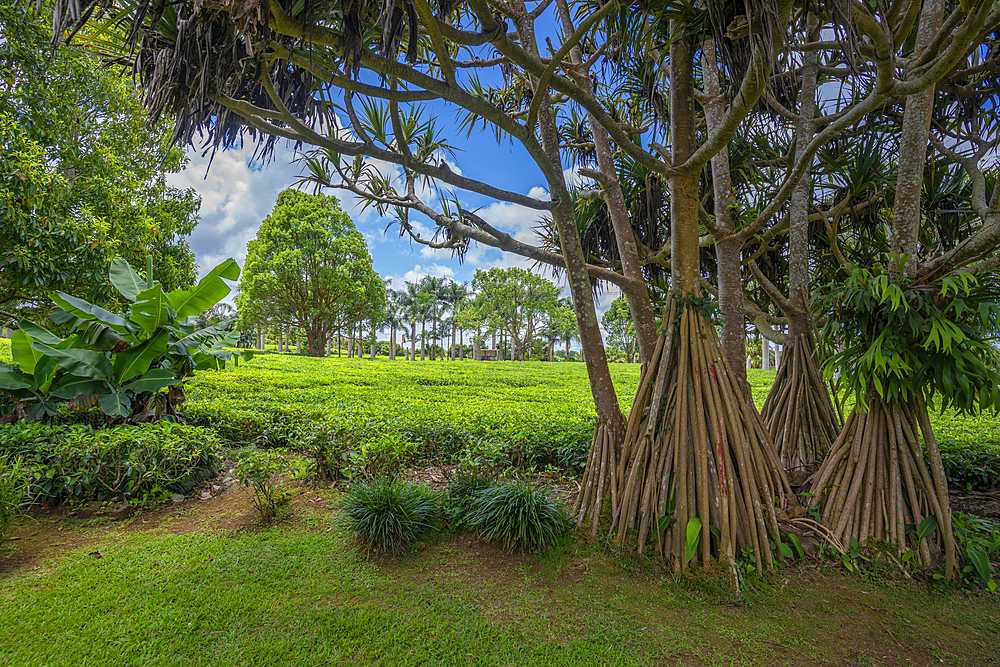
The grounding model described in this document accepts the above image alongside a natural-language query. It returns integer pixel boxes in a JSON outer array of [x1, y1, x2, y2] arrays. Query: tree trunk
[[420, 320, 426, 361], [554, 0, 657, 364], [578, 29, 792, 572], [702, 42, 748, 389], [892, 0, 943, 270]]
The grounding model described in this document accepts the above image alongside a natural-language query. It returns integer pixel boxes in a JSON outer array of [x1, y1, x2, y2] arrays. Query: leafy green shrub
[[310, 428, 353, 481], [952, 512, 1000, 592], [0, 454, 29, 548], [348, 434, 419, 480], [0, 420, 220, 503], [337, 478, 438, 554], [234, 449, 289, 521], [936, 444, 1000, 491], [464, 481, 570, 552]]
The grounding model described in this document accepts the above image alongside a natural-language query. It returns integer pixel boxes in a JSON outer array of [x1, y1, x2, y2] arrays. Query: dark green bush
[[337, 478, 438, 554], [0, 420, 220, 503], [464, 481, 570, 552], [935, 443, 1000, 491], [0, 454, 29, 547]]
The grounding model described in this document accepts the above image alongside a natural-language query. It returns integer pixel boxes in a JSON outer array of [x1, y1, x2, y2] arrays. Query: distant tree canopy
[[602, 297, 638, 363], [471, 267, 560, 361], [237, 189, 385, 357], [0, 1, 199, 321]]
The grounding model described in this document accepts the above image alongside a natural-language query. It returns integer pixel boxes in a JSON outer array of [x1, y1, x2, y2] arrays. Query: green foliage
[[952, 512, 1000, 592], [821, 258, 1000, 413], [0, 258, 251, 420], [601, 296, 637, 360], [464, 481, 569, 552], [238, 189, 385, 356], [470, 267, 561, 361], [935, 442, 1000, 492], [184, 355, 602, 471], [234, 449, 289, 521], [336, 478, 439, 554], [0, 453, 29, 548], [0, 420, 220, 503], [0, 2, 198, 319]]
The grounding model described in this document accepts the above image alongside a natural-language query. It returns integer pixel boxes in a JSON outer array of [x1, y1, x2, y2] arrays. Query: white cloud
[[385, 263, 456, 289]]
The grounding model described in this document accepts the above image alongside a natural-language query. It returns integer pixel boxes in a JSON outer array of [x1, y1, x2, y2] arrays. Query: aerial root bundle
[[806, 393, 955, 578], [573, 416, 622, 537], [589, 301, 794, 572], [761, 333, 841, 473]]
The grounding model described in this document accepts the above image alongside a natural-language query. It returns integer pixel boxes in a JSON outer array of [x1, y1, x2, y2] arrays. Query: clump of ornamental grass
[[465, 480, 570, 552], [337, 478, 438, 555]]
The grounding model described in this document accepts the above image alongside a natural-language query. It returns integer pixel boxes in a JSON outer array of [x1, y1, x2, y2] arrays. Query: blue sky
[[166, 103, 624, 338]]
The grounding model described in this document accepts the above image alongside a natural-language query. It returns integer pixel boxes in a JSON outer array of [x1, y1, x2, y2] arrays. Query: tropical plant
[[0, 258, 250, 421], [337, 478, 438, 555]]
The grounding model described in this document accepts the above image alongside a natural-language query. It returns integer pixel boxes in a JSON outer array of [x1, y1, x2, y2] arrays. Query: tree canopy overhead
[[1, 0, 200, 321], [238, 189, 386, 356]]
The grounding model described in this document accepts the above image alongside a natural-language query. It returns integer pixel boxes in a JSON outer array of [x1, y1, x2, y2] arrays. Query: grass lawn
[[1, 486, 998, 667]]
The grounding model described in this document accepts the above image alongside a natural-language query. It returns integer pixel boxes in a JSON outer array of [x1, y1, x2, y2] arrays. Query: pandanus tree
[[805, 10, 1000, 580], [54, 0, 999, 574]]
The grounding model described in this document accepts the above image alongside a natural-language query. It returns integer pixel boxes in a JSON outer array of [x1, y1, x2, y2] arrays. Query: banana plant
[[0, 258, 252, 422]]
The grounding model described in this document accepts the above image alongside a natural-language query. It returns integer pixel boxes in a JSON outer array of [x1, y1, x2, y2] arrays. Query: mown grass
[[1, 505, 997, 667]]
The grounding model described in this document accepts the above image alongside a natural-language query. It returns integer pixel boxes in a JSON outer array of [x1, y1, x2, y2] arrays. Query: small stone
[[211, 485, 221, 493], [113, 502, 135, 519], [171, 493, 185, 504], [199, 490, 212, 500]]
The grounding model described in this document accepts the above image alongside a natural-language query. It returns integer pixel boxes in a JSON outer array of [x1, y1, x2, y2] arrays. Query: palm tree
[[384, 289, 406, 360], [444, 281, 469, 360], [418, 275, 449, 360]]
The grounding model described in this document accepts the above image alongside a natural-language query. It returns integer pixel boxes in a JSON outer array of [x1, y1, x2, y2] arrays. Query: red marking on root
[[718, 437, 728, 497]]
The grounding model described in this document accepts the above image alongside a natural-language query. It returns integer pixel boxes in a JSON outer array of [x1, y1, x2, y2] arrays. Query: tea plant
[[0, 420, 220, 503], [0, 453, 28, 548], [234, 449, 290, 521]]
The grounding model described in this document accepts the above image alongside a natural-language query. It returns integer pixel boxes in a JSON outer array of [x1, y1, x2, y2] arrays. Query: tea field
[[183, 350, 1000, 466], [2, 340, 998, 466]]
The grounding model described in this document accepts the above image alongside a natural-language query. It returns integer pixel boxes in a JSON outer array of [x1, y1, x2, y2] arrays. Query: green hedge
[[0, 420, 221, 504]]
